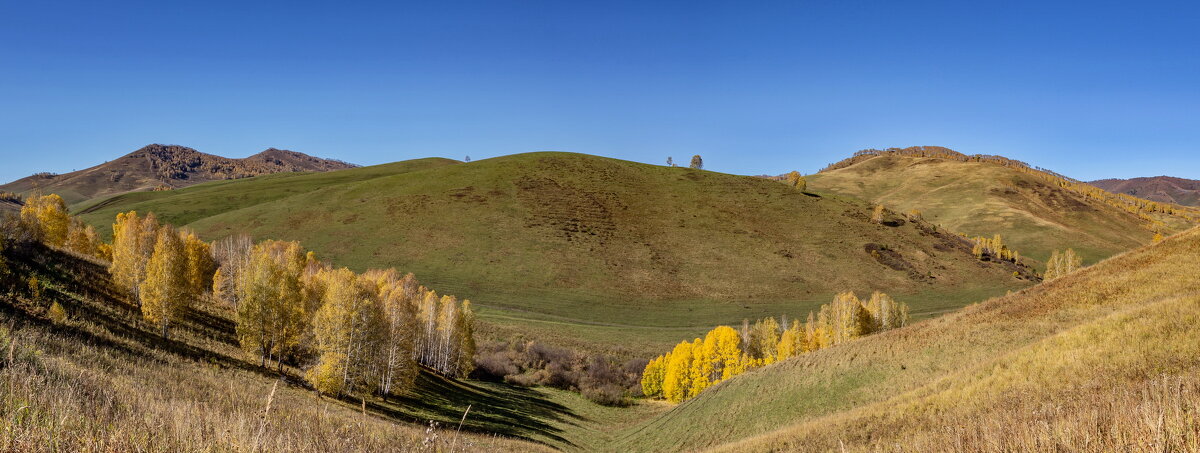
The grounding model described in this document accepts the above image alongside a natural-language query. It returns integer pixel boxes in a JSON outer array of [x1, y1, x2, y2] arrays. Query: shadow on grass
[[352, 369, 584, 447], [2, 241, 586, 448]]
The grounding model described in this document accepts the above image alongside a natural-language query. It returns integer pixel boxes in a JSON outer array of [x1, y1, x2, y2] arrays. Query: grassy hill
[[0, 235, 704, 451], [73, 152, 1033, 357], [807, 148, 1196, 266], [0, 144, 355, 205], [612, 226, 1200, 452]]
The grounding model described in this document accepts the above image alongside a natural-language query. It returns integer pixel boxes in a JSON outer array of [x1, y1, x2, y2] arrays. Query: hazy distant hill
[[1090, 175, 1200, 206], [0, 144, 356, 205], [807, 147, 1198, 266]]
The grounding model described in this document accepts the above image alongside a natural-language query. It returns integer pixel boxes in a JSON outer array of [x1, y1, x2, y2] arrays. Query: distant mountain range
[[1089, 176, 1200, 207], [0, 144, 356, 205]]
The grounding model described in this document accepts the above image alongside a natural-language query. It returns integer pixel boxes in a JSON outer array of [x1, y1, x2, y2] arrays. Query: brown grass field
[[614, 227, 1200, 452]]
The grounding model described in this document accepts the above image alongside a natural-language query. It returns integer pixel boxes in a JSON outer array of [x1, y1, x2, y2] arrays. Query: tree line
[[642, 291, 910, 403], [15, 198, 476, 400], [970, 234, 1020, 263]]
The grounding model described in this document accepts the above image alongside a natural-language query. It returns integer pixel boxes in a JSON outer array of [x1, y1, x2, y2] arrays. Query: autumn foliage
[[643, 291, 910, 402], [13, 198, 478, 401]]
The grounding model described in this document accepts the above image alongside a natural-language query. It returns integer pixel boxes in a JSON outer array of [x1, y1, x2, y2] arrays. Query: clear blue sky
[[1, 0, 1197, 182]]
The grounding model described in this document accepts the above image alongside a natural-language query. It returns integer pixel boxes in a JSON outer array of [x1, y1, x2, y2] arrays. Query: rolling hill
[[0, 144, 356, 205], [613, 226, 1200, 452], [0, 231, 583, 451], [73, 152, 1033, 357], [807, 146, 1198, 266], [1091, 175, 1200, 206]]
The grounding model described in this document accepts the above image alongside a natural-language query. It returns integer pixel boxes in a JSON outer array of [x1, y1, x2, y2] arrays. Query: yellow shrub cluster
[[19, 194, 110, 260], [971, 234, 1019, 262], [643, 291, 909, 402]]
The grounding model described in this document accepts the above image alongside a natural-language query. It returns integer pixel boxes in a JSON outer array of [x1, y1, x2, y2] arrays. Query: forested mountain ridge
[[1091, 175, 1200, 206], [807, 146, 1199, 267], [0, 144, 356, 205]]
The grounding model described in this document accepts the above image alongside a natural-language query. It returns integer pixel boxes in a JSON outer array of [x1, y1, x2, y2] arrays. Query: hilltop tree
[[689, 155, 703, 170], [666, 156, 674, 167], [140, 227, 189, 338], [785, 171, 807, 192]]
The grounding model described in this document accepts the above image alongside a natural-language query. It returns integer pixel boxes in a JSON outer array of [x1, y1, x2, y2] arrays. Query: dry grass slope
[[0, 240, 559, 452], [614, 227, 1200, 452], [808, 153, 1190, 265]]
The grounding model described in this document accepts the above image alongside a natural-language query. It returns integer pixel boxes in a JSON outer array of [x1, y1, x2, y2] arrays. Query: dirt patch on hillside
[[514, 177, 622, 246], [864, 243, 929, 281]]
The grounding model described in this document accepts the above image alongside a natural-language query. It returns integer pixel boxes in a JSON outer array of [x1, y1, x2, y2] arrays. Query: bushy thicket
[[473, 339, 646, 406]]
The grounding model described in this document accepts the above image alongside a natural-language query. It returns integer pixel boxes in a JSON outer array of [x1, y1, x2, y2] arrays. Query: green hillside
[[613, 227, 1200, 452], [808, 151, 1189, 265], [74, 152, 1032, 356], [0, 239, 568, 451]]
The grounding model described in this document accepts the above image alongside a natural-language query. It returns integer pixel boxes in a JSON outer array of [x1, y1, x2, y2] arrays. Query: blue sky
[[1, 0, 1197, 182]]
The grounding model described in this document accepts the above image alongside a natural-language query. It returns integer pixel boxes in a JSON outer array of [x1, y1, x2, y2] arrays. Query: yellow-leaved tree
[[181, 231, 217, 298], [362, 269, 419, 397], [1044, 248, 1083, 280], [661, 340, 695, 403], [110, 211, 161, 304], [235, 240, 307, 370], [307, 268, 387, 397], [20, 194, 71, 246], [640, 355, 668, 398], [140, 226, 189, 338], [785, 171, 807, 192]]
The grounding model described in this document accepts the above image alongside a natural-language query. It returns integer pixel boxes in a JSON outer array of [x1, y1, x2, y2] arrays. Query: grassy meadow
[[0, 240, 670, 451], [610, 227, 1200, 452], [73, 152, 1033, 357]]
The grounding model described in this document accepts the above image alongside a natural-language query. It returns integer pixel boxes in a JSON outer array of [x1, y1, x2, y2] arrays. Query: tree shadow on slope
[[2, 241, 586, 448], [355, 369, 585, 448]]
